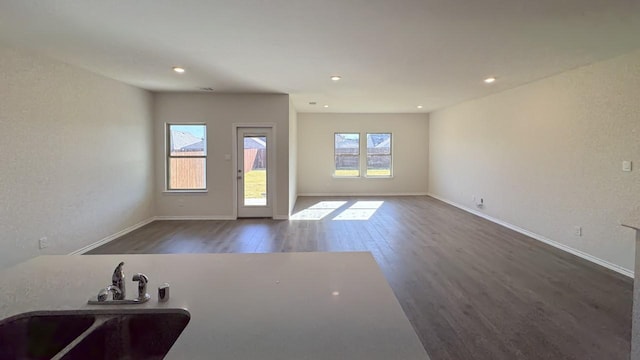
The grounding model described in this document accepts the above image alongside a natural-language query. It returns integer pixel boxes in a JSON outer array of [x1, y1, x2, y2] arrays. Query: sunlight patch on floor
[[290, 201, 348, 220], [332, 201, 384, 221]]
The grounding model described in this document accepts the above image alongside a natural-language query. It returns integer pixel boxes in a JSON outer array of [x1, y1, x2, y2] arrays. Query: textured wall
[[429, 50, 640, 272], [0, 46, 155, 269], [298, 113, 429, 196], [153, 93, 290, 219]]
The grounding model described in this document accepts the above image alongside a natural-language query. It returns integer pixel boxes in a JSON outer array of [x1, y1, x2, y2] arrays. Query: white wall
[[429, 49, 640, 272], [288, 101, 298, 214], [153, 93, 290, 219], [298, 113, 429, 196], [0, 46, 155, 269]]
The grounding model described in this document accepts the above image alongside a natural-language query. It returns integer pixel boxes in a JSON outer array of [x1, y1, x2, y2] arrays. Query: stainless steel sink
[[0, 308, 190, 360], [0, 312, 95, 359], [61, 309, 190, 360]]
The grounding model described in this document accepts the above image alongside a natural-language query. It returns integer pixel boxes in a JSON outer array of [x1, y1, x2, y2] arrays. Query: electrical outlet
[[39, 237, 48, 249], [574, 226, 582, 237]]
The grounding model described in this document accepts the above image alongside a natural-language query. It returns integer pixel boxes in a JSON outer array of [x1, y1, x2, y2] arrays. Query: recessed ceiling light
[[417, 105, 423, 109], [323, 105, 329, 108], [484, 77, 496, 84], [172, 66, 186, 74], [330, 75, 342, 81]]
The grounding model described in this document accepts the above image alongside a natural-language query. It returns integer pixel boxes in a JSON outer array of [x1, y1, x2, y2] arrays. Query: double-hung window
[[366, 133, 392, 176], [167, 124, 207, 190], [334, 132, 392, 177], [334, 133, 360, 177]]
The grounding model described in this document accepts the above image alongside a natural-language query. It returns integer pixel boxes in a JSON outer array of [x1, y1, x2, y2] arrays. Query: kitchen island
[[0, 252, 430, 359], [624, 208, 640, 360]]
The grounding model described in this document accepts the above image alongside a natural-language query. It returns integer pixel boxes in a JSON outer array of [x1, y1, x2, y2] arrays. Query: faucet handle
[[132, 273, 149, 300], [97, 285, 122, 302]]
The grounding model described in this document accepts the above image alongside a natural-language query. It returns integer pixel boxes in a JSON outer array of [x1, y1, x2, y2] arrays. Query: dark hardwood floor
[[88, 196, 632, 360]]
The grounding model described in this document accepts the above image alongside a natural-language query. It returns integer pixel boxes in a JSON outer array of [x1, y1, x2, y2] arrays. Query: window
[[334, 132, 392, 178], [366, 133, 392, 176], [167, 124, 207, 190], [334, 133, 360, 177]]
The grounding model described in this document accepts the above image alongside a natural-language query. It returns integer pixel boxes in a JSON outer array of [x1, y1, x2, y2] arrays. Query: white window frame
[[365, 132, 393, 178], [333, 132, 361, 178], [166, 123, 207, 191]]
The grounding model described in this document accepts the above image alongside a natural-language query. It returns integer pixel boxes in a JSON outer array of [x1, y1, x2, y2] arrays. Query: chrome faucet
[[132, 273, 151, 302], [88, 262, 150, 305], [111, 262, 126, 300]]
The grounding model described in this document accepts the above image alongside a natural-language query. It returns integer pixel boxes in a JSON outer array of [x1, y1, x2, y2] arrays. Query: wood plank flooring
[[87, 196, 632, 360]]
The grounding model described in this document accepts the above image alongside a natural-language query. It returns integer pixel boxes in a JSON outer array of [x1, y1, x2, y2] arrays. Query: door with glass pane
[[237, 127, 273, 218]]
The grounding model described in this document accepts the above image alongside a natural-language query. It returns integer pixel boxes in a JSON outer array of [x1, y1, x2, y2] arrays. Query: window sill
[[163, 190, 208, 194], [332, 175, 361, 179], [331, 175, 394, 179]]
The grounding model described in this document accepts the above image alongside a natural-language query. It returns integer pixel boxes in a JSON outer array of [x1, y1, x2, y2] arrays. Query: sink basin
[[0, 312, 95, 360], [61, 310, 190, 360], [0, 309, 190, 360]]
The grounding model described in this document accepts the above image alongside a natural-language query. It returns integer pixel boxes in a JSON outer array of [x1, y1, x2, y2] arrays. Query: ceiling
[[1, 0, 639, 113]]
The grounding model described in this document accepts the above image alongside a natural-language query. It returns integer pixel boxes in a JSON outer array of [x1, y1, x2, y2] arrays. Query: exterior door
[[237, 127, 273, 218]]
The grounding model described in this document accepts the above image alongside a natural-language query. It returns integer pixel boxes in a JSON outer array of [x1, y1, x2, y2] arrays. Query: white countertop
[[0, 252, 430, 359]]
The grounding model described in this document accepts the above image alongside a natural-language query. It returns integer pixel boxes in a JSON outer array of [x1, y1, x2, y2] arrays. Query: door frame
[[232, 123, 277, 219]]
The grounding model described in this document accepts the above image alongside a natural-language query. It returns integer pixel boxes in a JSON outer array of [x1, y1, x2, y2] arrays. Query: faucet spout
[[111, 262, 125, 300]]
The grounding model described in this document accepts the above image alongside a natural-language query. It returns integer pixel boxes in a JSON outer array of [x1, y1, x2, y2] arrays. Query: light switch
[[224, 154, 231, 161], [622, 160, 632, 172]]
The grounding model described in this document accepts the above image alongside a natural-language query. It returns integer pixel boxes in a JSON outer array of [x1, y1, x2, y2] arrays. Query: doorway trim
[[232, 123, 277, 219]]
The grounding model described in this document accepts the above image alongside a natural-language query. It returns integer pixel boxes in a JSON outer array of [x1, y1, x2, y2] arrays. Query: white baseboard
[[428, 193, 634, 278], [68, 217, 156, 255], [158, 215, 289, 220], [155, 216, 236, 221], [298, 192, 429, 197], [156, 215, 288, 220]]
